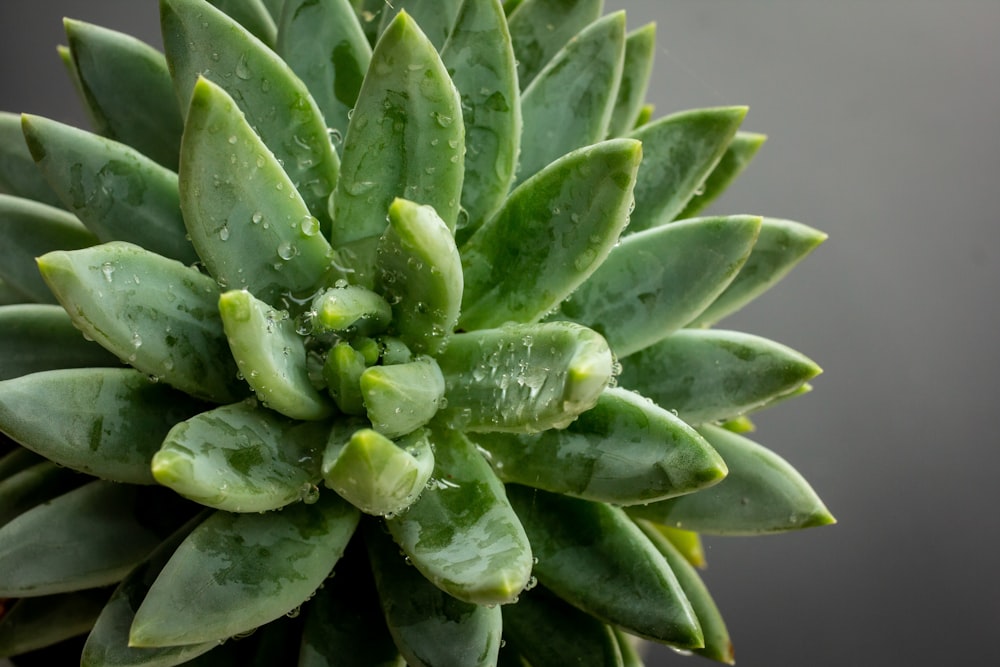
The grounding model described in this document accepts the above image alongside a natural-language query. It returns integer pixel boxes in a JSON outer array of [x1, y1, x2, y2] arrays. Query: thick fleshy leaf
[[352, 0, 386, 45], [360, 356, 445, 438], [322, 342, 367, 414], [507, 0, 603, 90], [21, 114, 197, 265], [0, 589, 110, 658], [0, 280, 23, 306], [152, 401, 328, 512], [37, 242, 242, 403], [219, 289, 332, 420], [474, 387, 727, 505], [627, 107, 747, 234], [0, 482, 181, 597], [64, 20, 183, 170], [614, 630, 645, 667], [57, 44, 100, 130], [0, 447, 43, 482], [507, 485, 702, 648], [387, 428, 532, 605], [554, 215, 761, 357], [502, 585, 623, 667], [517, 11, 625, 185], [81, 517, 216, 667], [277, 0, 372, 137], [607, 23, 656, 138], [636, 520, 734, 664], [163, 0, 339, 233], [654, 524, 707, 570], [207, 0, 279, 46], [333, 10, 464, 274], [0, 304, 121, 380], [460, 139, 642, 329], [367, 521, 503, 667], [676, 131, 767, 220], [441, 0, 521, 240], [0, 368, 206, 485], [0, 194, 97, 304], [618, 329, 822, 424], [0, 462, 85, 529], [0, 112, 63, 208], [376, 0, 463, 50], [130, 493, 359, 647], [628, 425, 836, 535], [376, 198, 463, 354], [634, 103, 654, 128], [436, 322, 613, 433], [262, 0, 285, 22], [688, 218, 829, 327], [323, 427, 434, 517], [310, 284, 392, 337], [179, 77, 334, 304]]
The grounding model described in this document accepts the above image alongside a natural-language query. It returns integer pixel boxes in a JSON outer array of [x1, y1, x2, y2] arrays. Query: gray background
[[2, 1, 998, 665]]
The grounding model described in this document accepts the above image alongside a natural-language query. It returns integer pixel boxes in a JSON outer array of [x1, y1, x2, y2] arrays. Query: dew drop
[[251, 212, 263, 225], [227, 135, 237, 145], [235, 54, 251, 80], [300, 215, 321, 236], [219, 225, 230, 241], [277, 242, 298, 260], [100, 262, 115, 283]]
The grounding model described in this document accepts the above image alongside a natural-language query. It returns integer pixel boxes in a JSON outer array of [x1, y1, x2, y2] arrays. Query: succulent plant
[[0, 0, 834, 664]]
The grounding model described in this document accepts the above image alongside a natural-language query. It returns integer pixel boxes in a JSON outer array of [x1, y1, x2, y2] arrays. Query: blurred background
[[1, 1, 998, 665]]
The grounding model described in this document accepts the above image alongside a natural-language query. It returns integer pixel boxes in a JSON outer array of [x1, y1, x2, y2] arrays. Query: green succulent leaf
[[441, 0, 521, 240], [436, 322, 613, 433], [0, 462, 85, 529], [310, 285, 392, 337], [0, 447, 43, 483], [507, 0, 603, 90], [676, 131, 767, 220], [352, 0, 386, 45], [0, 304, 121, 381], [163, 0, 339, 233], [276, 0, 372, 139], [460, 138, 642, 329], [322, 427, 435, 517], [628, 425, 836, 535], [627, 107, 747, 234], [207, 0, 279, 47], [376, 198, 463, 354], [322, 342, 367, 414], [376, 0, 463, 50], [81, 516, 217, 667], [0, 482, 177, 597], [366, 521, 503, 667], [21, 114, 197, 265], [37, 242, 242, 403], [360, 356, 445, 438], [0, 368, 206, 485], [502, 585, 624, 667], [607, 23, 656, 139], [0, 280, 24, 306], [219, 289, 332, 420], [387, 428, 532, 605], [130, 493, 359, 647], [517, 12, 625, 186], [618, 329, 822, 424], [63, 19, 184, 171], [636, 520, 734, 664], [179, 77, 334, 304], [614, 629, 645, 667], [554, 215, 761, 357], [633, 103, 654, 128], [152, 401, 328, 512], [333, 10, 464, 266], [262, 0, 285, 22], [0, 194, 97, 304], [0, 112, 63, 208], [0, 589, 110, 659], [653, 524, 707, 570], [474, 387, 727, 505], [507, 485, 702, 648], [688, 218, 829, 327], [57, 44, 101, 131]]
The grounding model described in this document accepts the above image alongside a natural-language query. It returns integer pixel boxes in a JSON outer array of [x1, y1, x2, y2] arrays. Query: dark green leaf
[[153, 401, 328, 512], [0, 446, 43, 482], [676, 131, 767, 220], [618, 329, 822, 424], [64, 20, 183, 170], [507, 485, 702, 648], [367, 521, 503, 667], [387, 428, 532, 605], [517, 12, 625, 185], [0, 462, 85, 529], [628, 425, 836, 535], [37, 242, 243, 403], [262, 0, 285, 22], [0, 589, 109, 658], [0, 368, 206, 485], [614, 629, 645, 667], [376, 0, 464, 50], [473, 387, 726, 505], [21, 114, 197, 265], [352, 0, 387, 46], [0, 194, 97, 304], [460, 139, 642, 329], [628, 107, 747, 234], [0, 304, 121, 380], [507, 0, 603, 90], [607, 23, 656, 138], [554, 215, 761, 357], [0, 112, 62, 208], [130, 493, 359, 646], [206, 0, 279, 47], [0, 279, 23, 306]]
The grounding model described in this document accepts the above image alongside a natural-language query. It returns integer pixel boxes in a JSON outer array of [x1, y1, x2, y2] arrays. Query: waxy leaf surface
[[361, 356, 445, 438], [0, 112, 63, 208], [676, 131, 767, 220], [607, 23, 656, 138], [376, 0, 463, 50], [507, 0, 603, 89], [0, 305, 120, 381], [207, 0, 279, 46]]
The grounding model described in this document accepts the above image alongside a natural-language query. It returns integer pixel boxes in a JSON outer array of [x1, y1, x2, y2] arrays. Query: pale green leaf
[[507, 0, 603, 90], [0, 112, 63, 208], [360, 356, 445, 438], [676, 131, 767, 220], [607, 23, 656, 138]]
